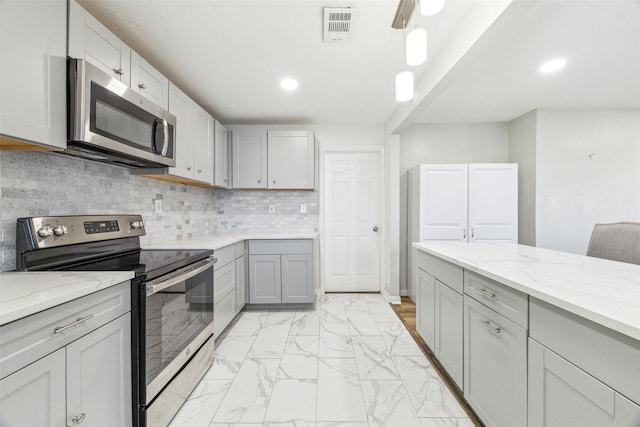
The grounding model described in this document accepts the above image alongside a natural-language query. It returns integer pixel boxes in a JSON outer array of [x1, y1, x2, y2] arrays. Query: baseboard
[[382, 288, 401, 305], [399, 289, 408, 296], [315, 289, 325, 296]]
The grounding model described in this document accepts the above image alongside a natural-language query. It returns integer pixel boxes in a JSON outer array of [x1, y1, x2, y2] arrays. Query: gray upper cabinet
[[130, 50, 169, 110], [464, 295, 527, 427], [0, 0, 66, 149], [214, 120, 231, 188], [528, 339, 640, 427], [68, 0, 131, 84], [267, 131, 315, 189], [232, 130, 268, 189]]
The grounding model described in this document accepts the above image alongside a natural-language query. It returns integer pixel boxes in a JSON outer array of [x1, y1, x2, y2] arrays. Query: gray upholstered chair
[[586, 222, 640, 265]]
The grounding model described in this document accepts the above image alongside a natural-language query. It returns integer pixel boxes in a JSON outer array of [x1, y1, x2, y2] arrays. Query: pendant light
[[395, 20, 414, 102], [421, 0, 444, 16], [406, 28, 427, 66]]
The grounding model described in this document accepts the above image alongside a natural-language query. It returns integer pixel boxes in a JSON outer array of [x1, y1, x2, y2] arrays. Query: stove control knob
[[53, 225, 68, 236], [37, 226, 53, 237], [130, 221, 144, 229]]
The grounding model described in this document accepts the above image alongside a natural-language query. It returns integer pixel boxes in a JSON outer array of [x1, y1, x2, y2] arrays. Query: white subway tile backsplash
[[0, 151, 318, 271]]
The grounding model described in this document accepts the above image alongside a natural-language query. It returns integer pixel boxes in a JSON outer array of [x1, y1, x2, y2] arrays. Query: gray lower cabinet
[[464, 295, 527, 427], [0, 283, 132, 426], [248, 239, 314, 304], [249, 254, 282, 304], [528, 339, 640, 427], [416, 266, 463, 389], [236, 254, 246, 311]]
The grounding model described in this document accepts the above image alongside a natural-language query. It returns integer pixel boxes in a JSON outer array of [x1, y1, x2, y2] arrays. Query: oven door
[[69, 59, 176, 167], [144, 256, 214, 403]]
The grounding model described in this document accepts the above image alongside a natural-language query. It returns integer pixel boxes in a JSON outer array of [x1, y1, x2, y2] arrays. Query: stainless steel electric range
[[16, 215, 216, 426]]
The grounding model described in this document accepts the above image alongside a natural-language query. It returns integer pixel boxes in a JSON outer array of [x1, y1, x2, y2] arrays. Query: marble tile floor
[[169, 293, 475, 427]]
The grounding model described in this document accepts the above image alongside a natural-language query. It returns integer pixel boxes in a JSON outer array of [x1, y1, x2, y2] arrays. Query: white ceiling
[[78, 0, 640, 127], [78, 0, 473, 125], [412, 0, 640, 123]]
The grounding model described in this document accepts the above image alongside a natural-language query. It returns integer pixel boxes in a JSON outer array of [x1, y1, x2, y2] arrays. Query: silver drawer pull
[[71, 412, 86, 424], [479, 319, 501, 335], [472, 286, 496, 300], [54, 315, 95, 334]]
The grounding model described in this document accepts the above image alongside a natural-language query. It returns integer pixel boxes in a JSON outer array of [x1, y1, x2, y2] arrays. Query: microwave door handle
[[153, 118, 169, 156]]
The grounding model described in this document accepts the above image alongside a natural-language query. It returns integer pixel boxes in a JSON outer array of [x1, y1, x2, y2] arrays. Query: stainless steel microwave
[[67, 59, 176, 168]]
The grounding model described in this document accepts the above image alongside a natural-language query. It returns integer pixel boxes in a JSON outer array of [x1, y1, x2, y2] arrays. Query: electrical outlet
[[154, 199, 162, 214], [269, 204, 275, 213], [300, 204, 307, 213]]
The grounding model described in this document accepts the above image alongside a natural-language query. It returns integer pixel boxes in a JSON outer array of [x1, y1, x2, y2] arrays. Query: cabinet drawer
[[416, 251, 463, 293], [464, 295, 527, 427], [235, 241, 245, 259], [214, 289, 236, 337], [249, 239, 313, 255], [464, 270, 528, 327], [214, 244, 236, 270], [0, 281, 130, 379], [213, 262, 235, 304], [530, 298, 640, 405]]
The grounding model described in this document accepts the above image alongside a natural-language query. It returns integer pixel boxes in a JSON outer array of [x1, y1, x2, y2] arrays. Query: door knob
[[373, 226, 379, 232]]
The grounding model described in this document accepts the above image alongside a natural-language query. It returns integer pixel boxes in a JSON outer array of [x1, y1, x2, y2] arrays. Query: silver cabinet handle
[[258, 178, 262, 183], [54, 315, 95, 334], [197, 169, 202, 174], [71, 412, 86, 424], [273, 179, 276, 184], [223, 178, 227, 183], [472, 228, 475, 238], [187, 166, 192, 171], [113, 68, 124, 76], [471, 286, 496, 300], [138, 83, 146, 89], [479, 319, 501, 335], [373, 226, 379, 232], [463, 228, 466, 239]]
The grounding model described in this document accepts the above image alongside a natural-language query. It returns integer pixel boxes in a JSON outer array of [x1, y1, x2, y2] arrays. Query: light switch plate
[[155, 199, 162, 214]]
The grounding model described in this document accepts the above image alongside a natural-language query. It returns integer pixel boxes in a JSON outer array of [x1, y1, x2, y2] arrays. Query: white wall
[[535, 109, 640, 255], [398, 123, 509, 295], [508, 110, 537, 246]]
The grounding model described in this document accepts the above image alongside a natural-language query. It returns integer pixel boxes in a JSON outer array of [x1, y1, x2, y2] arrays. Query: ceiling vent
[[323, 7, 357, 43]]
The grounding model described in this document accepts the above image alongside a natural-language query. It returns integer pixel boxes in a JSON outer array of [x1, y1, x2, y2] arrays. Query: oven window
[[145, 268, 213, 387]]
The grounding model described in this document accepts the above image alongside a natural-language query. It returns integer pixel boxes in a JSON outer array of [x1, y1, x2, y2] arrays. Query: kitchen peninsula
[[413, 241, 640, 427]]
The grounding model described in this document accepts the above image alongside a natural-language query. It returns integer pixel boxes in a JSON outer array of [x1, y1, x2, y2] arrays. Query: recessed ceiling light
[[539, 58, 567, 73], [280, 78, 298, 91]]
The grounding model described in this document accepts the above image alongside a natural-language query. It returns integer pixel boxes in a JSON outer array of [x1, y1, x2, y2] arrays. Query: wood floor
[[392, 297, 484, 427]]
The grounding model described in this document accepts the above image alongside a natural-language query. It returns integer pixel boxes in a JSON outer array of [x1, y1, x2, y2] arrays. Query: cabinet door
[[281, 254, 314, 303], [249, 254, 281, 303], [0, 0, 66, 149], [236, 256, 246, 312], [130, 50, 169, 110], [416, 269, 436, 350], [66, 313, 132, 427], [267, 131, 314, 189], [192, 104, 214, 184], [168, 83, 194, 179], [419, 164, 469, 241], [435, 281, 463, 389], [214, 120, 230, 188], [528, 339, 640, 427], [232, 131, 267, 189], [68, 0, 131, 84], [468, 164, 518, 242], [0, 348, 66, 427], [464, 296, 527, 427]]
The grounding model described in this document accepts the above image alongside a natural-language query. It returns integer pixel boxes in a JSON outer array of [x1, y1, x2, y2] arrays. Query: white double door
[[420, 163, 518, 242], [322, 149, 382, 292]]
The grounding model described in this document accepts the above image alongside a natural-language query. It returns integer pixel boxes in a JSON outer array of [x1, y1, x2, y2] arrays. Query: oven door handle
[[146, 257, 215, 296]]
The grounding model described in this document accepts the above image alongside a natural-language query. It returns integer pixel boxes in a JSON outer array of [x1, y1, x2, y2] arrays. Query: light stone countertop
[[413, 241, 640, 341], [144, 232, 318, 251], [0, 271, 134, 326]]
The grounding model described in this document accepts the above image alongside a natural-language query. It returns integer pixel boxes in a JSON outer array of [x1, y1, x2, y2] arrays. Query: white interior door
[[322, 150, 381, 292], [420, 164, 469, 241], [468, 163, 518, 242]]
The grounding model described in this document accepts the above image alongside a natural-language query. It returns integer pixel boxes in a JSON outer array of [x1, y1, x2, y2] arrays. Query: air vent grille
[[324, 8, 358, 43]]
